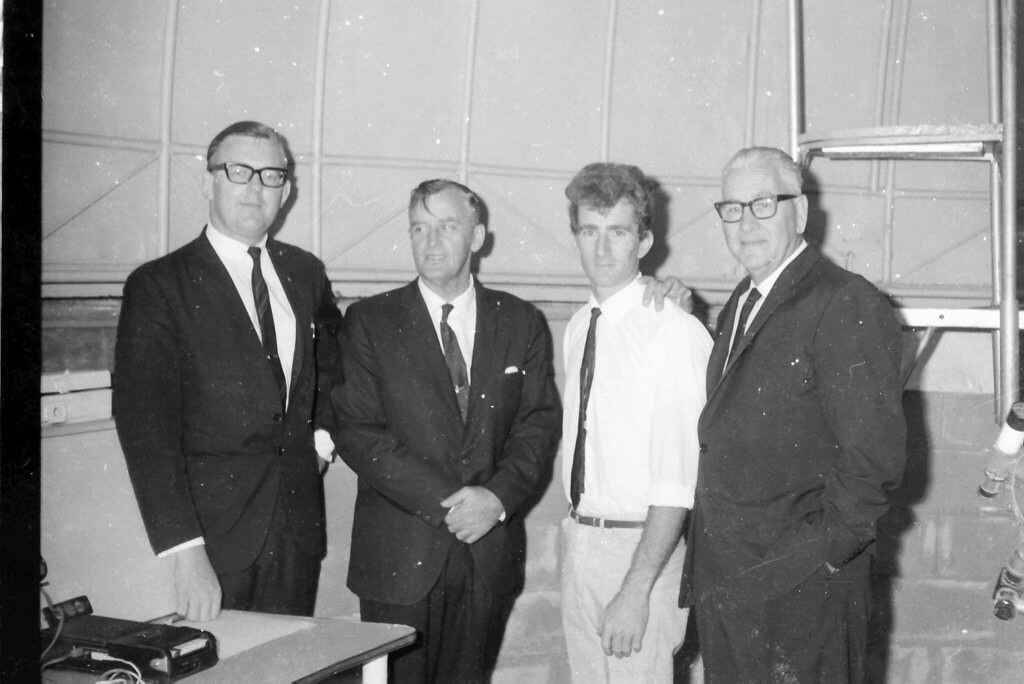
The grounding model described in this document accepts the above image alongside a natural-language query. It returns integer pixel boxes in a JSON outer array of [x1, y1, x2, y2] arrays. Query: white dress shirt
[[726, 240, 808, 357], [418, 276, 478, 383], [561, 276, 713, 519], [206, 225, 297, 401]]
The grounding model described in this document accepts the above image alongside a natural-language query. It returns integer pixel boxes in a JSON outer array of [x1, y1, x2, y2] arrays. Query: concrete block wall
[[872, 391, 1024, 684]]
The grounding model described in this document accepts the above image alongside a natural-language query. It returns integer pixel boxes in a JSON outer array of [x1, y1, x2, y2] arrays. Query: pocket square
[[504, 366, 521, 374]]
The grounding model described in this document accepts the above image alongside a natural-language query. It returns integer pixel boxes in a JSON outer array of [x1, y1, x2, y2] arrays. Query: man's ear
[[638, 230, 654, 259], [201, 169, 215, 201], [795, 194, 809, 235], [280, 180, 292, 207], [470, 223, 486, 253]]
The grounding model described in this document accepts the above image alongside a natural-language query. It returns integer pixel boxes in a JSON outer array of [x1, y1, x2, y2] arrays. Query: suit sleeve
[[480, 306, 561, 516], [113, 268, 202, 554], [814, 280, 907, 567], [312, 268, 343, 436], [332, 304, 465, 527]]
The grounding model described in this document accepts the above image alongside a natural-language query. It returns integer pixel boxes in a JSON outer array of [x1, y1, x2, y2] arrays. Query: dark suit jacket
[[680, 247, 906, 607], [333, 280, 561, 605], [113, 229, 340, 575]]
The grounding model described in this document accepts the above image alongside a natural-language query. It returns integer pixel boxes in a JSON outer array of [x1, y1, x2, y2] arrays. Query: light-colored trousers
[[560, 517, 689, 684]]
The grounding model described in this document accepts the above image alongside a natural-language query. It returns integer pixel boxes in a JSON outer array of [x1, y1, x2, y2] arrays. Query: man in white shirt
[[560, 163, 712, 684], [114, 121, 340, 621]]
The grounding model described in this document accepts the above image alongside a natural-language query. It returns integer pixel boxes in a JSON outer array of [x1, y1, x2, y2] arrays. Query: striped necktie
[[248, 246, 288, 411]]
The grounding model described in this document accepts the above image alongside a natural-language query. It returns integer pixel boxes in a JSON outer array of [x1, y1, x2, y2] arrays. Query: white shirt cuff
[[314, 429, 335, 462], [157, 537, 204, 557]]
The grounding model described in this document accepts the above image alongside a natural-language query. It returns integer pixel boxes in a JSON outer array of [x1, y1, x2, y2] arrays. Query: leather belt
[[570, 509, 645, 529]]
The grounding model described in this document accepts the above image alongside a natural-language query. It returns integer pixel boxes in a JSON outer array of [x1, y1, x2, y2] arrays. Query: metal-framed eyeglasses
[[208, 162, 288, 188], [714, 194, 800, 223]]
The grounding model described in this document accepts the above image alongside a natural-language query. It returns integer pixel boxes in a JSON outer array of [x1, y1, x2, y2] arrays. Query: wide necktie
[[729, 287, 761, 360], [248, 246, 288, 412], [570, 307, 601, 510], [441, 303, 470, 421]]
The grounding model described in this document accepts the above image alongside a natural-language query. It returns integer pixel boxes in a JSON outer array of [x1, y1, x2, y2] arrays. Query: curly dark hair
[[565, 163, 655, 235]]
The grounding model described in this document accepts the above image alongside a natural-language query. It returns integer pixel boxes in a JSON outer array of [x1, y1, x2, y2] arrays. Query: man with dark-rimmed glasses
[[114, 121, 341, 620], [680, 146, 906, 682]]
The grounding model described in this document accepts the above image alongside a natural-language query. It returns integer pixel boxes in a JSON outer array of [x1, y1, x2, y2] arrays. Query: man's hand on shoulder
[[640, 275, 693, 313], [599, 585, 650, 658], [173, 546, 222, 622], [441, 486, 504, 544]]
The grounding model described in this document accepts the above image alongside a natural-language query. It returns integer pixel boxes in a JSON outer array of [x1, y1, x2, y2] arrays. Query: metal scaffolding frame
[[788, 0, 1019, 419]]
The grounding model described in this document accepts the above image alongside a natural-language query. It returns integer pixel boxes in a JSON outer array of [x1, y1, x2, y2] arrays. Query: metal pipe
[[311, 0, 332, 258], [600, 0, 619, 161], [745, 0, 764, 147], [987, 0, 1004, 417], [999, 0, 1019, 412], [458, 0, 481, 183], [156, 0, 180, 258], [787, 0, 803, 161]]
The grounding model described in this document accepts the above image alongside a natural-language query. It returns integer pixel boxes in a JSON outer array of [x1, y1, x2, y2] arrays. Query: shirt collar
[[205, 224, 268, 263], [747, 240, 807, 299], [587, 274, 644, 322], [418, 275, 476, 313]]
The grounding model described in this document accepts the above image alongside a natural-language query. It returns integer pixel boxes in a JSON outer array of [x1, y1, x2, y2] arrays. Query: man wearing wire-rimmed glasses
[[114, 121, 341, 622]]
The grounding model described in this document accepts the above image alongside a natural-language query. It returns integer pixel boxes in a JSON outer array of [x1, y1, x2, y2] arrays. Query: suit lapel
[[469, 283, 501, 417], [266, 239, 309, 390], [706, 248, 822, 412], [708, 278, 748, 391], [400, 282, 466, 421], [193, 229, 262, 347]]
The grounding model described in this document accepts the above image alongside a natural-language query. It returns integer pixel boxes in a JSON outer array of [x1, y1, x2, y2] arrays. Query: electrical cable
[[90, 651, 144, 683], [39, 585, 66, 662]]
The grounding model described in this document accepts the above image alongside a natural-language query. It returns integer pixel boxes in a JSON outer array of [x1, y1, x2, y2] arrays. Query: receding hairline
[[722, 147, 803, 194], [206, 121, 289, 167], [409, 179, 484, 225]]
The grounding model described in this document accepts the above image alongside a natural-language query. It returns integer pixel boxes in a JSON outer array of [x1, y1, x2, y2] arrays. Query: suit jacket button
[[272, 413, 283, 422], [699, 443, 708, 454], [461, 458, 471, 466], [423, 514, 431, 522], [277, 447, 285, 456]]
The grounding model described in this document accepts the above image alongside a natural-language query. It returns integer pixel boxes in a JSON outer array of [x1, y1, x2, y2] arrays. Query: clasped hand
[[440, 486, 504, 544]]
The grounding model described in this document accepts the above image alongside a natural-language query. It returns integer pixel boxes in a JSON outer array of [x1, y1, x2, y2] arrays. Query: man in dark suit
[[679, 147, 907, 683], [332, 179, 561, 684], [114, 121, 340, 621]]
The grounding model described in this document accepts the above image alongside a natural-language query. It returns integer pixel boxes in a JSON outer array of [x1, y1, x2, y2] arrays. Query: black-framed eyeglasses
[[714, 194, 800, 222], [208, 162, 288, 188]]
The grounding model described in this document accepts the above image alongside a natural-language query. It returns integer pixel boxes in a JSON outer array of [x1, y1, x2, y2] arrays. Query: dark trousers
[[218, 500, 321, 616], [360, 542, 509, 684], [696, 552, 872, 684]]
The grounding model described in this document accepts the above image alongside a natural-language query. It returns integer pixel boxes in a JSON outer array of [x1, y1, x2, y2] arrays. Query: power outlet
[[43, 595, 93, 628]]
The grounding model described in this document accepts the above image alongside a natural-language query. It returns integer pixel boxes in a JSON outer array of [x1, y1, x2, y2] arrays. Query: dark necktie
[[441, 303, 470, 421], [248, 246, 288, 411], [570, 307, 601, 510], [729, 287, 761, 360]]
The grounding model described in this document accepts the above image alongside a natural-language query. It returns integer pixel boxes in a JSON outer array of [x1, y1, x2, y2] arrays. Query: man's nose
[[596, 233, 610, 254], [738, 205, 759, 230], [244, 174, 265, 193]]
